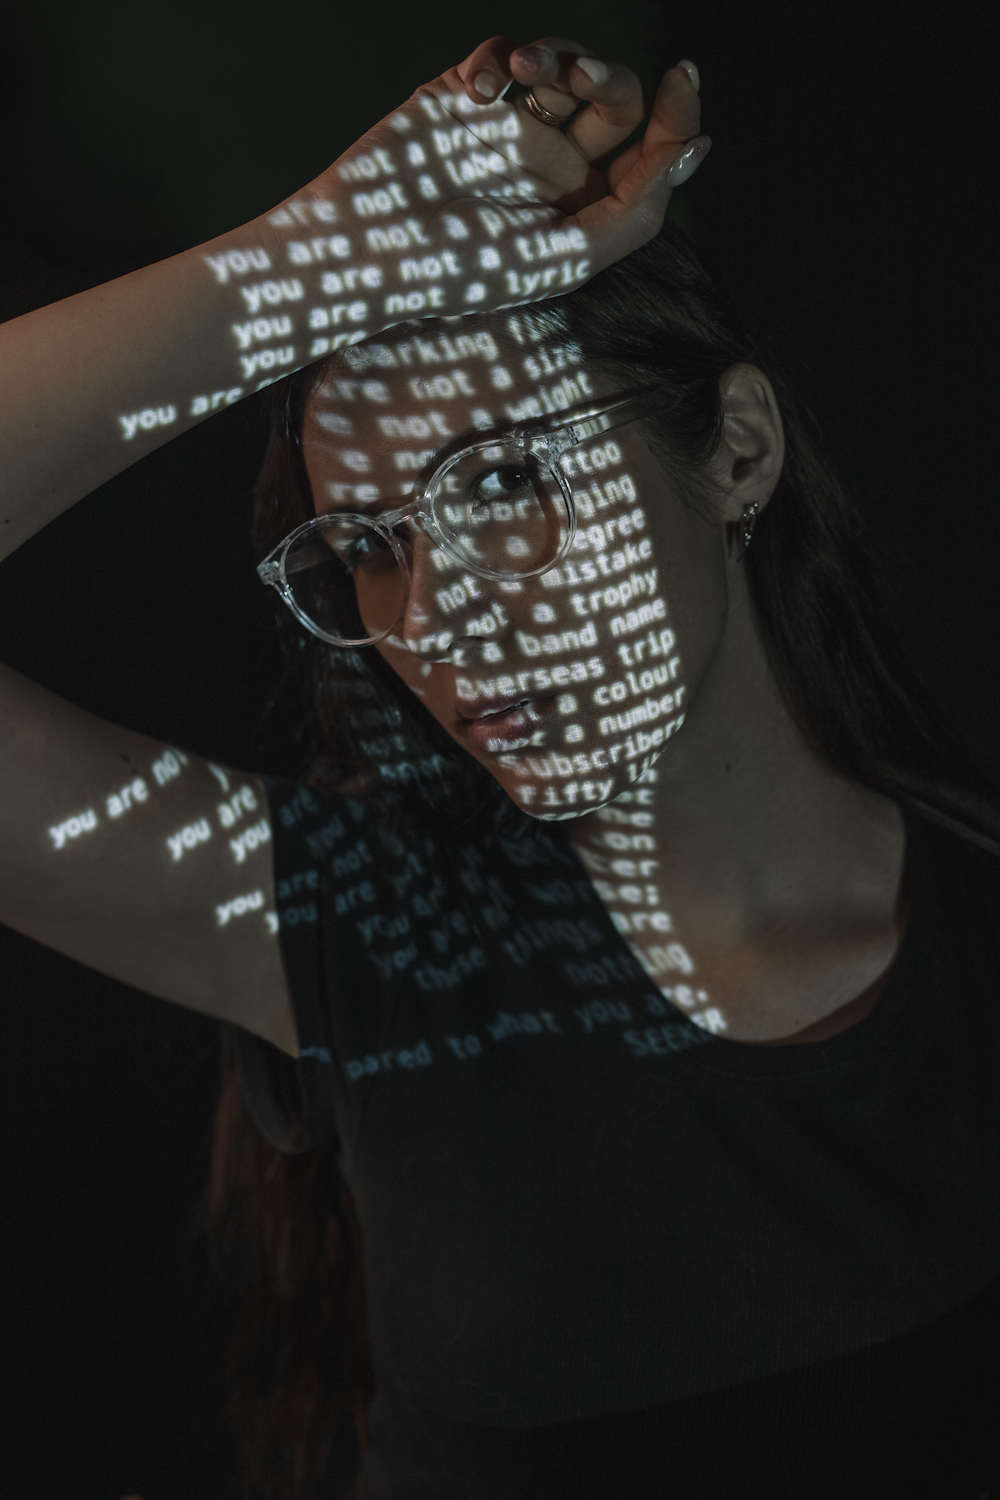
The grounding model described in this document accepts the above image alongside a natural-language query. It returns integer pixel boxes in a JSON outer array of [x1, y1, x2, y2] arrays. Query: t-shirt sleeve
[[232, 774, 341, 1154]]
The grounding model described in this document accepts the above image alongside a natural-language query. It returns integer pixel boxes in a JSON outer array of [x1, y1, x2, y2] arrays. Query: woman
[[2, 32, 998, 1500]]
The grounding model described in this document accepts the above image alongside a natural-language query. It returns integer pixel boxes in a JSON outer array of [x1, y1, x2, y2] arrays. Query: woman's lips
[[463, 696, 555, 753]]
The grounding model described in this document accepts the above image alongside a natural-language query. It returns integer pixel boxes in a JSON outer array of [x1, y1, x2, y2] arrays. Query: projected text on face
[[290, 293, 728, 1032]]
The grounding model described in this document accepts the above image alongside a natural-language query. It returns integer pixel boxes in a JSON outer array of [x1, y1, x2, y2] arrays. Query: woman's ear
[[711, 363, 786, 527]]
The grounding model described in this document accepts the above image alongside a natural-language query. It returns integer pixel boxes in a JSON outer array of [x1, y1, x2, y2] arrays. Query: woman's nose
[[398, 532, 495, 658]]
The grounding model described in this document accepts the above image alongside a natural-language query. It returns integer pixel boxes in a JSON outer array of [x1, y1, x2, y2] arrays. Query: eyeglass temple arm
[[257, 503, 428, 584], [539, 388, 675, 454]]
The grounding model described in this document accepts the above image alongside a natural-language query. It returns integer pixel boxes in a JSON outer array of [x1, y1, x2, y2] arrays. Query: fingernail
[[677, 59, 700, 94], [514, 44, 555, 72], [666, 135, 711, 187], [473, 71, 497, 99], [575, 56, 610, 85]]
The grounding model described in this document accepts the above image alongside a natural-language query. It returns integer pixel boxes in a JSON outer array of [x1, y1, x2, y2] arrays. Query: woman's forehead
[[303, 315, 618, 505], [308, 313, 616, 411], [312, 323, 511, 411]]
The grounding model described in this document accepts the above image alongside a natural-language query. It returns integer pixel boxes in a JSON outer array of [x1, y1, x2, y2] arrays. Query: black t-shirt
[[237, 780, 1000, 1498]]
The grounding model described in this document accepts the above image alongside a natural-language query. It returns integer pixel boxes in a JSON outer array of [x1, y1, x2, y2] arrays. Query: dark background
[[0, 2, 995, 1496]]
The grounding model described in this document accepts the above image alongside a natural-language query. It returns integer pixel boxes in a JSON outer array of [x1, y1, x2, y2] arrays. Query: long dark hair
[[205, 217, 1000, 1500]]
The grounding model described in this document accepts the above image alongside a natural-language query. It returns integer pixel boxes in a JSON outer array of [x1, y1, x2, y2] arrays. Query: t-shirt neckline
[[555, 801, 927, 1079]]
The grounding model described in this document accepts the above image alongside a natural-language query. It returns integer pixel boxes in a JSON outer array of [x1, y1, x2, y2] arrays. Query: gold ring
[[521, 88, 571, 129]]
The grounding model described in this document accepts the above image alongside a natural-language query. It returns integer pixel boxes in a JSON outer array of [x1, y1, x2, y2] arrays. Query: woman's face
[[300, 312, 729, 819]]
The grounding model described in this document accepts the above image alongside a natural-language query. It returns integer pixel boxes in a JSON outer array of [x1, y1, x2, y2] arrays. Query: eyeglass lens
[[282, 445, 571, 645], [283, 517, 405, 645], [431, 444, 569, 575]]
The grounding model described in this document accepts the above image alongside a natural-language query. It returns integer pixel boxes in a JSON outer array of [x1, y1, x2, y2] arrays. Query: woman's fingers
[[420, 44, 709, 301], [576, 95, 710, 266], [573, 140, 680, 265], [598, 65, 704, 201], [508, 36, 592, 117], [640, 63, 702, 156], [455, 34, 603, 115], [561, 58, 648, 162], [455, 35, 519, 103], [457, 35, 652, 165]]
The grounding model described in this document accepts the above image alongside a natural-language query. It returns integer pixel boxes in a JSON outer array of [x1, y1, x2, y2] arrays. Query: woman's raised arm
[[0, 661, 299, 1053], [0, 37, 705, 1054], [0, 37, 703, 562]]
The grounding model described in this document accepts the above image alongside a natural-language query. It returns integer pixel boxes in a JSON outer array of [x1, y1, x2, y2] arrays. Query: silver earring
[[739, 501, 759, 556]]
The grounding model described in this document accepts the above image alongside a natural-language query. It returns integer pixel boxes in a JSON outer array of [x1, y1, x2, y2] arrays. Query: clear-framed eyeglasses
[[256, 384, 674, 648]]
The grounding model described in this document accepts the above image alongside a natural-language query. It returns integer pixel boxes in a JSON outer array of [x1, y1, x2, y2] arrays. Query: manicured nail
[[677, 59, 700, 94], [575, 56, 610, 85], [666, 135, 711, 186], [514, 44, 555, 72], [474, 71, 497, 99]]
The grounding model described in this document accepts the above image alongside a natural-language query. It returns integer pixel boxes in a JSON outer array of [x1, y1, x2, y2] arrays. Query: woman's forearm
[[0, 180, 342, 562], [0, 48, 696, 564]]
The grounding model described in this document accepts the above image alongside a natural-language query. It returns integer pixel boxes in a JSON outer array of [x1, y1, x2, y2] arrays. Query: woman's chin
[[449, 702, 662, 820], [486, 760, 633, 822]]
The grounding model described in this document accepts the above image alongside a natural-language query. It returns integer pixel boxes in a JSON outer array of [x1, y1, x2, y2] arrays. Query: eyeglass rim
[[257, 381, 674, 646], [271, 523, 412, 648], [259, 455, 575, 648]]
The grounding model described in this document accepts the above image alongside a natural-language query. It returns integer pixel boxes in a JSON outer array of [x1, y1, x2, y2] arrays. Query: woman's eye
[[345, 530, 391, 565], [472, 465, 533, 504]]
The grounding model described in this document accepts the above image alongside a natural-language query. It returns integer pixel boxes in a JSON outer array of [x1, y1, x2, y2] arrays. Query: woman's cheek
[[495, 616, 691, 818], [470, 568, 688, 816], [375, 639, 430, 699]]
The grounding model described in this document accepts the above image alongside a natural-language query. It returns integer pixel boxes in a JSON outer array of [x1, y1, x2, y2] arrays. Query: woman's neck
[[567, 596, 907, 1041]]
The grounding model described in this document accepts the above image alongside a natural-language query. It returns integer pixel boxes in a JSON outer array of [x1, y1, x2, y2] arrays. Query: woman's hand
[[454, 35, 705, 222], [291, 35, 708, 337]]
